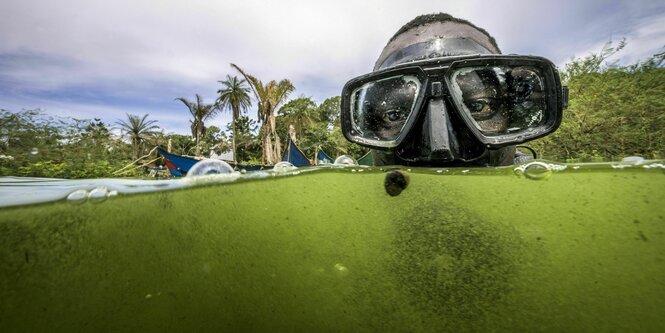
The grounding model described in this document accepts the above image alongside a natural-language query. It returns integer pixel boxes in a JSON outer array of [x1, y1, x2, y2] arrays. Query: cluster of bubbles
[[66, 187, 117, 204]]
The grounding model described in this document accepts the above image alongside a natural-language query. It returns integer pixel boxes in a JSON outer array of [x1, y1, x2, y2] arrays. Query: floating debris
[[385, 170, 409, 196], [334, 263, 349, 277]]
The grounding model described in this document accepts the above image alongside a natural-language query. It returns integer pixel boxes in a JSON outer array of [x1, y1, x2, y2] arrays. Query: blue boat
[[157, 137, 337, 176], [156, 147, 272, 177], [281, 137, 312, 167], [314, 145, 334, 165]]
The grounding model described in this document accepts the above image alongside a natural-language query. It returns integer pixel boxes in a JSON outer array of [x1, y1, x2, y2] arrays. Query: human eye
[[382, 108, 408, 123], [468, 100, 488, 113], [466, 98, 497, 119]]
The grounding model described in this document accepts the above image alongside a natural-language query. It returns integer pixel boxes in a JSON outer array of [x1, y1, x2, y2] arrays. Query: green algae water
[[1, 161, 664, 332]]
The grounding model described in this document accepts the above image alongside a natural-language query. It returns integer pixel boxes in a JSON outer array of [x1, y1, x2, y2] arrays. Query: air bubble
[[621, 156, 645, 164], [88, 187, 109, 203], [522, 162, 552, 180], [273, 161, 296, 173], [187, 159, 234, 177], [334, 155, 357, 165], [66, 189, 88, 204]]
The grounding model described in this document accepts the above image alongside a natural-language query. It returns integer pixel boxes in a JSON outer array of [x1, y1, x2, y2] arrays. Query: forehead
[[375, 21, 499, 70]]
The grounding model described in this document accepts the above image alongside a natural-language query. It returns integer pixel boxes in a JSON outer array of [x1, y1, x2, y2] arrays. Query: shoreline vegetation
[[1, 44, 663, 179]]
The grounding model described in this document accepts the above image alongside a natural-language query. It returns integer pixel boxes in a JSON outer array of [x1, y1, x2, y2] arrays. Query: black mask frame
[[341, 54, 568, 151]]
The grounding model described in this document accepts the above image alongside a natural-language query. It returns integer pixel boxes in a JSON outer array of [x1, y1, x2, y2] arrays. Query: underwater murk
[[0, 160, 664, 332]]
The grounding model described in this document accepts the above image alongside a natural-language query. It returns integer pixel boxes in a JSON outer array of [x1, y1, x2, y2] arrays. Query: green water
[[1, 162, 664, 332]]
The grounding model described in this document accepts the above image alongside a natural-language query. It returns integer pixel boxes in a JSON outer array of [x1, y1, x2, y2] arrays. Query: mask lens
[[450, 65, 548, 136], [350, 75, 421, 142]]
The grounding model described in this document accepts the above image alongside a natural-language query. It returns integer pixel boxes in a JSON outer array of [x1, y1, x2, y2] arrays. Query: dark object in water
[[384, 170, 409, 196]]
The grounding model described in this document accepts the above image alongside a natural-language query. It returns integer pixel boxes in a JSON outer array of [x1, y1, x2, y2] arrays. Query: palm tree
[[115, 113, 160, 160], [231, 63, 295, 164], [175, 94, 217, 157], [216, 75, 252, 162]]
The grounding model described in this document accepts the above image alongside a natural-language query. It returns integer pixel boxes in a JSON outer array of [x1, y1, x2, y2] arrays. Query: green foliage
[[0, 109, 134, 178], [277, 96, 319, 141], [230, 116, 261, 163], [274, 96, 367, 161], [318, 96, 341, 128], [530, 42, 665, 162]]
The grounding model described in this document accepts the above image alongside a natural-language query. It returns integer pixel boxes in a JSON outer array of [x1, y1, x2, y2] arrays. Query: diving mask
[[341, 54, 568, 150]]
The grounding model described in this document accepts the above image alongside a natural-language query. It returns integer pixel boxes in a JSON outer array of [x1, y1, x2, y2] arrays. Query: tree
[[318, 96, 341, 128], [231, 63, 295, 164], [115, 113, 160, 160], [203, 125, 231, 155], [272, 96, 366, 161], [175, 94, 217, 157], [216, 75, 252, 162], [278, 96, 318, 143]]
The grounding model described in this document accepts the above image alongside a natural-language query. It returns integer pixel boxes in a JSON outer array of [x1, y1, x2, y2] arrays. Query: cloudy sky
[[1, 0, 664, 134]]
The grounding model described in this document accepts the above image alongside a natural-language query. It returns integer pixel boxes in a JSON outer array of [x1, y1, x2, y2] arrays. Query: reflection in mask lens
[[351, 75, 420, 141], [450, 66, 547, 135]]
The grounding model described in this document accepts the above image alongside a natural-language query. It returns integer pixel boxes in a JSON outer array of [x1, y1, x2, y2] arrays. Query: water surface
[[1, 161, 664, 332]]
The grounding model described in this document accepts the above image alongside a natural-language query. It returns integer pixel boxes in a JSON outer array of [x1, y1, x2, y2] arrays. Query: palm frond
[[230, 63, 262, 101], [175, 97, 196, 117]]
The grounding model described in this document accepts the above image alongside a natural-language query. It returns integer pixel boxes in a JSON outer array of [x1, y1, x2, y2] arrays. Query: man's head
[[377, 13, 514, 166], [375, 13, 501, 71], [340, 13, 566, 167]]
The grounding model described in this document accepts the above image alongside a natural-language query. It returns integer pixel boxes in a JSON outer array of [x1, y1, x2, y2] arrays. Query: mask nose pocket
[[422, 98, 455, 160]]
